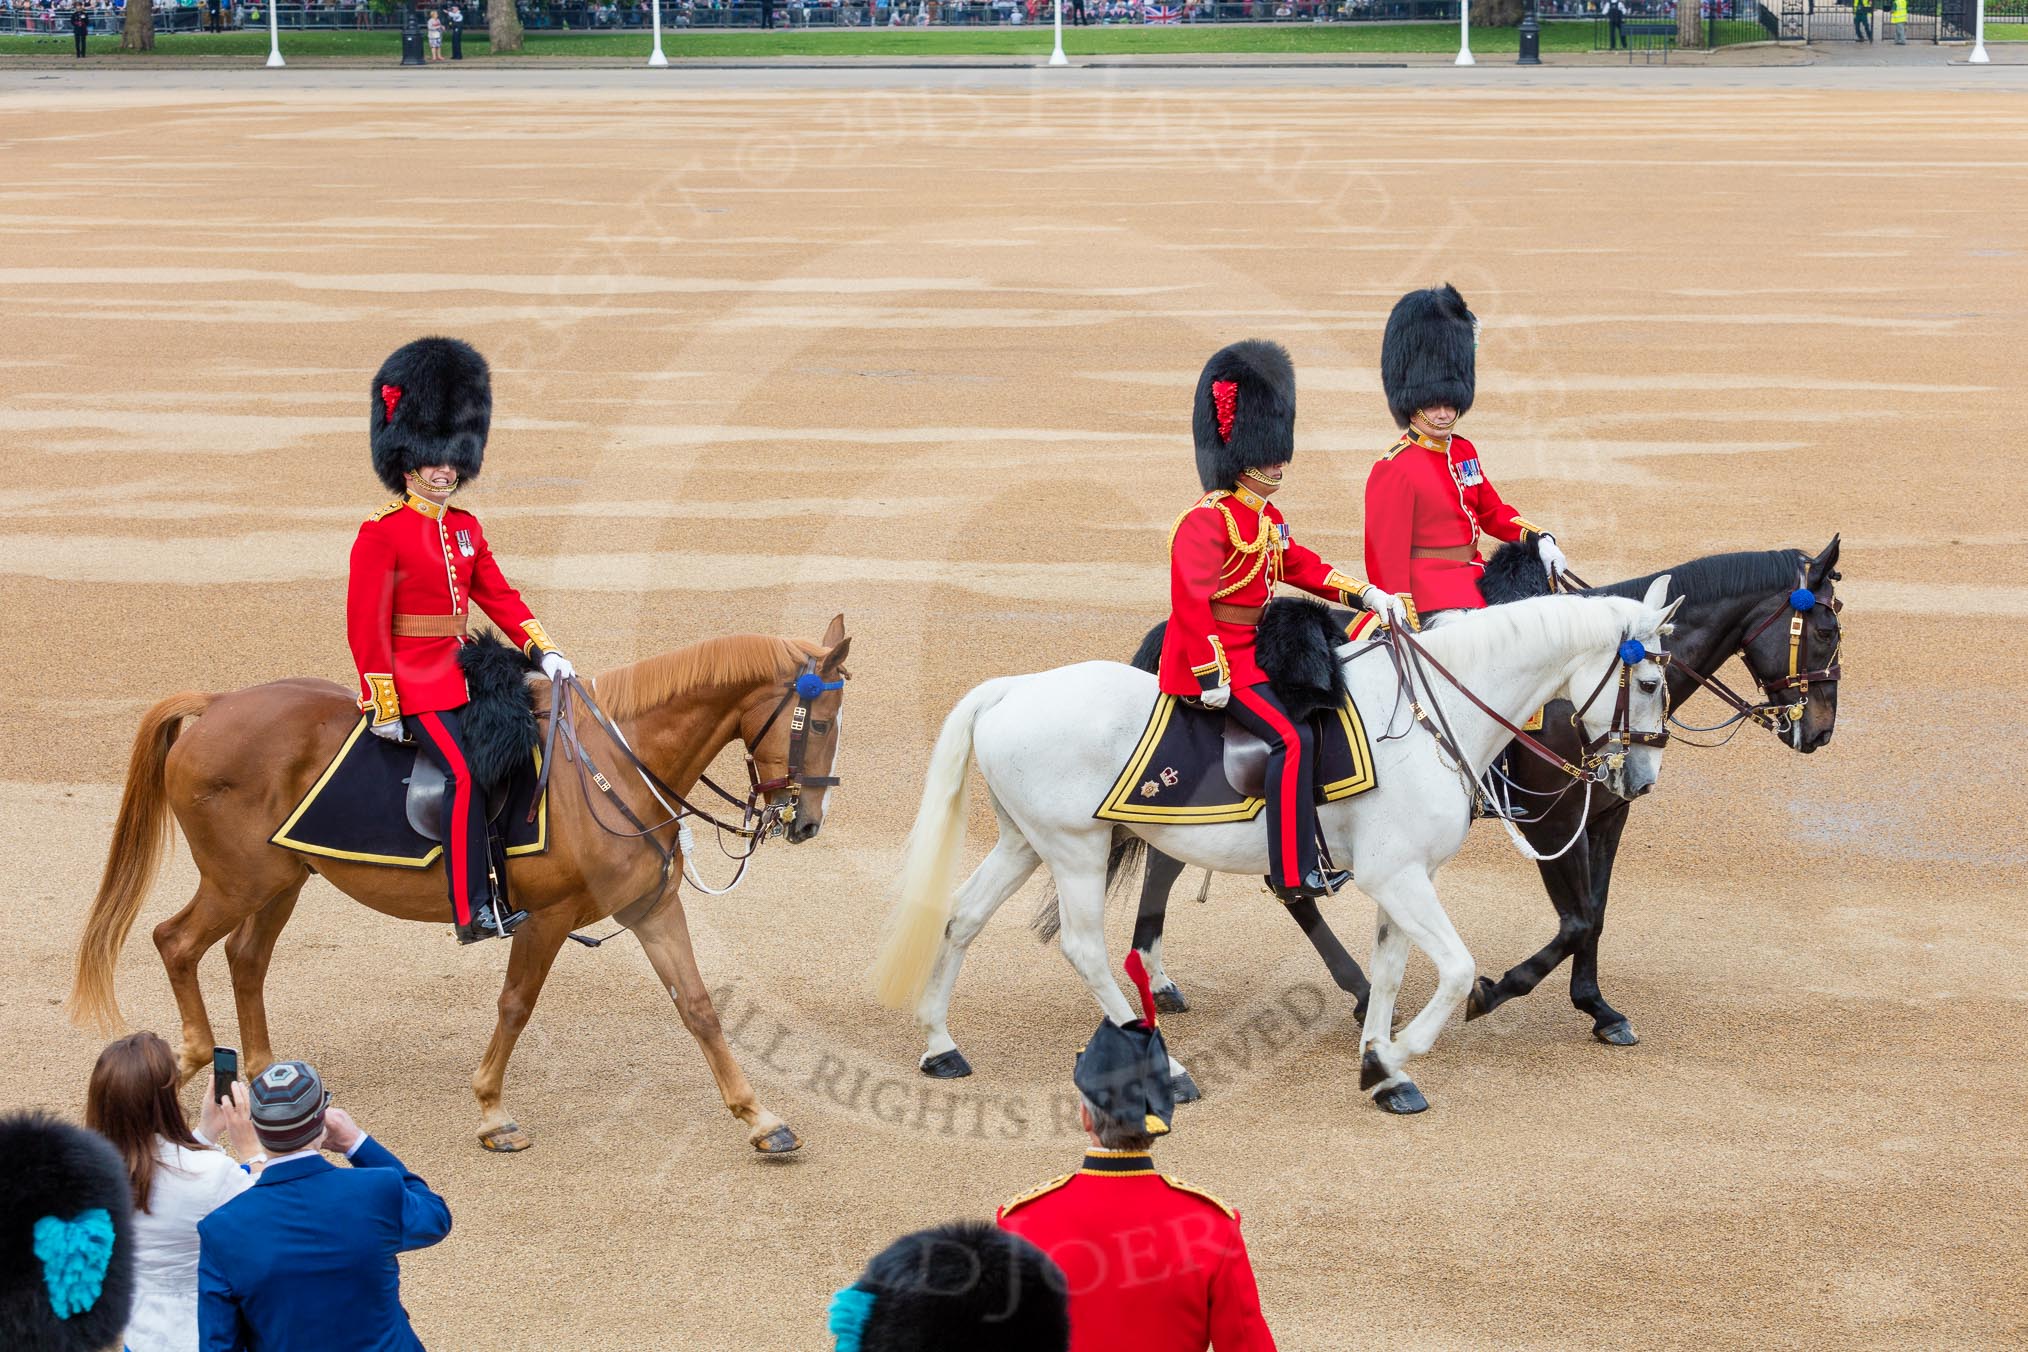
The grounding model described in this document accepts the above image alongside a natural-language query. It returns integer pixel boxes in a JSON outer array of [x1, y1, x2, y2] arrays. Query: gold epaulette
[[998, 1174, 1072, 1219], [1377, 436, 1413, 463], [1160, 1175, 1236, 1218], [366, 498, 404, 523], [1166, 492, 1229, 553]]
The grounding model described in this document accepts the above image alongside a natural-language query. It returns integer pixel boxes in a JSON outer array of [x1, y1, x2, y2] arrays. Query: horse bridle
[[1555, 566, 1842, 742], [530, 660, 845, 924], [1383, 624, 1669, 789]]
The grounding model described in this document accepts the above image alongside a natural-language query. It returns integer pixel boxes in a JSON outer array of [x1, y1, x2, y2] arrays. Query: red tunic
[[1157, 485, 1365, 697], [998, 1152, 1277, 1352], [1362, 429, 1547, 616], [345, 493, 557, 722]]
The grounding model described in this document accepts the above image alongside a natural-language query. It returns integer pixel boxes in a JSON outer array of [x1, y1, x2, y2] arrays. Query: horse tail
[[872, 677, 1019, 1012], [67, 691, 212, 1032]]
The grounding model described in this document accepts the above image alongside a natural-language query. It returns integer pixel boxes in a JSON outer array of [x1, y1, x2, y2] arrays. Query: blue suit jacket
[[196, 1136, 452, 1352]]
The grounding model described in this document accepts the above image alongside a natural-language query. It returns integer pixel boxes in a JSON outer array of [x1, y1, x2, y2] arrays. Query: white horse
[[873, 582, 1681, 1113]]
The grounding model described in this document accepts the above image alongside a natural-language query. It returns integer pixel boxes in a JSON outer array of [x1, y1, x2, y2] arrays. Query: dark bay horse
[[1124, 539, 1843, 1047], [68, 619, 851, 1154]]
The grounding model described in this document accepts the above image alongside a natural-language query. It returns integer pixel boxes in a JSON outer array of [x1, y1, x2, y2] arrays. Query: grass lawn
[[0, 17, 1721, 58]]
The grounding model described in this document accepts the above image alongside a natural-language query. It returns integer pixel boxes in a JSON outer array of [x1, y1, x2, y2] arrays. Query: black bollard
[[400, 1, 425, 62], [1517, 0, 1541, 62]]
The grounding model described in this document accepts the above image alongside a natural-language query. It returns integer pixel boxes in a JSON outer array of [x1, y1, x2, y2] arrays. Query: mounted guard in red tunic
[[348, 337, 576, 944], [1363, 285, 1573, 626], [1155, 340, 1403, 903]]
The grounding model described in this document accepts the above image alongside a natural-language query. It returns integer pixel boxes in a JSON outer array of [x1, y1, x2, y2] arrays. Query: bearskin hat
[[1192, 339, 1297, 492], [0, 1113, 135, 1352], [832, 1221, 1069, 1352], [1381, 284, 1476, 429], [369, 336, 492, 494]]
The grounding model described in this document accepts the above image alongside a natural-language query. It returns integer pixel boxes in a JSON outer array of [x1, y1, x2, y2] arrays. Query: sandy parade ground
[[2, 61, 2025, 1349]]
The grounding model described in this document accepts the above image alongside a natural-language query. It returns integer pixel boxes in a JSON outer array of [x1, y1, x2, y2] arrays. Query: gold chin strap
[[406, 471, 460, 494]]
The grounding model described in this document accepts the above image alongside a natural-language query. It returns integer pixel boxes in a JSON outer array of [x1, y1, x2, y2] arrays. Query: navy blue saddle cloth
[[1094, 694, 1377, 826], [270, 717, 550, 869]]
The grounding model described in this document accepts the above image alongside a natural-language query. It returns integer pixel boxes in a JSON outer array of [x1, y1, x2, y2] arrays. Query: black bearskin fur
[[0, 1113, 135, 1352], [1381, 284, 1476, 429], [370, 336, 492, 494], [854, 1221, 1069, 1352], [456, 632, 540, 792], [1128, 597, 1348, 721], [1252, 597, 1352, 719], [1477, 539, 1554, 605], [1192, 339, 1297, 492]]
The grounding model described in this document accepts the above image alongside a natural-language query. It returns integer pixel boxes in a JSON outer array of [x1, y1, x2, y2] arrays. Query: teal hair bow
[[827, 1285, 876, 1352], [33, 1207, 114, 1319]]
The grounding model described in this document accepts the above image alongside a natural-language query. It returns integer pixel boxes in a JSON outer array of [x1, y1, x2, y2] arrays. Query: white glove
[[539, 651, 576, 682], [1537, 533, 1569, 582], [1359, 585, 1408, 627], [1201, 685, 1231, 710], [369, 717, 405, 743]]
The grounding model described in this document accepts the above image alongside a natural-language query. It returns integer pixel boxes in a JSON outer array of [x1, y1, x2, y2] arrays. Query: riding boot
[[455, 828, 527, 944], [1267, 865, 1351, 904]]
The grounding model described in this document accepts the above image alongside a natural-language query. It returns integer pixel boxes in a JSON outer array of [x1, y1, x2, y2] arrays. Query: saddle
[[1095, 694, 1375, 825], [405, 751, 515, 844]]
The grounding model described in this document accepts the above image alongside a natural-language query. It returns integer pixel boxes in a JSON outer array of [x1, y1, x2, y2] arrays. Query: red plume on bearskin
[[1192, 340, 1295, 492]]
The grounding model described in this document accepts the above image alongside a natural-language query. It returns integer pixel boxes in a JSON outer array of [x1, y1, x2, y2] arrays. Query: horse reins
[[1556, 566, 1841, 743], [522, 660, 844, 943]]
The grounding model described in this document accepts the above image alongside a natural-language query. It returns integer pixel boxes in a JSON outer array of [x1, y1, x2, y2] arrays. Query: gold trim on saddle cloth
[[1094, 694, 1376, 825], [268, 716, 550, 868]]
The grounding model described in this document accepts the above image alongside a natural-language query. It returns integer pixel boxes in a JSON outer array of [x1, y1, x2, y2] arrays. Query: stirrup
[[455, 898, 527, 945]]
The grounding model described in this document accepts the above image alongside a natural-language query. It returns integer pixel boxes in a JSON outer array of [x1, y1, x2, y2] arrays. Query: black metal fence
[[0, 0, 1484, 29]]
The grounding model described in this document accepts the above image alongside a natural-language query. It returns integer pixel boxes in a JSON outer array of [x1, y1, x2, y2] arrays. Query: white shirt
[[122, 1137, 255, 1352]]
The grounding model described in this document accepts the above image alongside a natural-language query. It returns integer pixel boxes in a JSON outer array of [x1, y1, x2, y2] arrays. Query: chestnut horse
[[67, 618, 850, 1155]]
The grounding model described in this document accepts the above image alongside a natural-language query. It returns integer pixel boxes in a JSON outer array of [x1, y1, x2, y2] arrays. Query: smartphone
[[212, 1046, 238, 1104]]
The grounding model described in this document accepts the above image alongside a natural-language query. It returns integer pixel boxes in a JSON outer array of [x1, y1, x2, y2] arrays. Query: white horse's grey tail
[[872, 676, 1020, 1011]]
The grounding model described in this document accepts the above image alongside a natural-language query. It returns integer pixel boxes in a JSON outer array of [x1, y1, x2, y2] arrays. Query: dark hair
[[84, 1032, 205, 1213], [851, 1221, 1069, 1352]]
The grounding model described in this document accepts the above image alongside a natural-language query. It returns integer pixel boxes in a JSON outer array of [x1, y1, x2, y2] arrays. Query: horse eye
[[809, 721, 830, 735], [1638, 679, 1661, 695]]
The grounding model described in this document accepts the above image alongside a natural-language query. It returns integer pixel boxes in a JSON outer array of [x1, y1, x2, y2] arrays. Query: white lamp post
[[265, 0, 284, 64], [649, 0, 668, 64], [1049, 0, 1067, 64], [1455, 0, 1473, 63], [1970, 0, 1988, 60]]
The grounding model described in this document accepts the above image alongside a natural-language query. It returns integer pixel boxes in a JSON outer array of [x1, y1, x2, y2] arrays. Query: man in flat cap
[[197, 1061, 451, 1352], [997, 955, 1277, 1351]]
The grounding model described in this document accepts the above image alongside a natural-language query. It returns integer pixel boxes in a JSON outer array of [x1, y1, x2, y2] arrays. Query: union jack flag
[[1144, 3, 1179, 19]]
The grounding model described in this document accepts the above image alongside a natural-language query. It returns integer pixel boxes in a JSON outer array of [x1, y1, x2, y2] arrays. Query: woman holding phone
[[86, 1032, 265, 1352]]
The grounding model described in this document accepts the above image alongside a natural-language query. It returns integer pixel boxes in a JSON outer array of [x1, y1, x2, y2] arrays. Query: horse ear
[[820, 614, 846, 648], [821, 636, 851, 674], [1807, 535, 1841, 587], [1659, 595, 1686, 631], [1640, 573, 1673, 611]]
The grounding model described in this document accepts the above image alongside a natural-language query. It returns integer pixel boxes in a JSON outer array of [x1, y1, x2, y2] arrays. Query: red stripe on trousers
[[1232, 685, 1303, 886], [418, 712, 474, 924]]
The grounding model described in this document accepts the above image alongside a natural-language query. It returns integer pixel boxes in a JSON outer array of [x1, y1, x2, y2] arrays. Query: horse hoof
[[1169, 1070, 1201, 1105], [478, 1121, 531, 1152], [1154, 983, 1190, 1014], [920, 1049, 973, 1079], [1373, 1080, 1429, 1115], [1594, 1021, 1639, 1047], [752, 1124, 802, 1154], [1358, 1049, 1387, 1091], [1465, 977, 1497, 1022]]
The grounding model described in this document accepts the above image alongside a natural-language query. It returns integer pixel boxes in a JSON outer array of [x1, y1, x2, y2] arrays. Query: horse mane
[[1417, 592, 1646, 675], [593, 633, 815, 720], [1592, 549, 1806, 606]]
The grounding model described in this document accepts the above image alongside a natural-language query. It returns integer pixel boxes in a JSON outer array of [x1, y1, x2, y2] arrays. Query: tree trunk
[[1676, 0, 1703, 45], [122, 0, 156, 49], [489, 0, 523, 51], [1473, 0, 1523, 24]]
